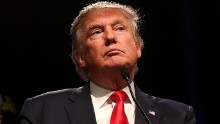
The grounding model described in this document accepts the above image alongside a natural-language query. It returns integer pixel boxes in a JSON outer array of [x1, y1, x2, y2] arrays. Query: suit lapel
[[65, 84, 97, 124], [64, 83, 160, 124], [135, 87, 160, 124]]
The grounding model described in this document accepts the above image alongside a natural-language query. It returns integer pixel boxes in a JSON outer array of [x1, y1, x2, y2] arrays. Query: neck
[[88, 69, 134, 91]]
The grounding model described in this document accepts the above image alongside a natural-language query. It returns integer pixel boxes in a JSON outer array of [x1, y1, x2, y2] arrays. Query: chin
[[107, 63, 130, 69]]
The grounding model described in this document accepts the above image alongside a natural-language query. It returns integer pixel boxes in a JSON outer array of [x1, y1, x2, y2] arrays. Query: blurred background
[[1, 0, 219, 123]]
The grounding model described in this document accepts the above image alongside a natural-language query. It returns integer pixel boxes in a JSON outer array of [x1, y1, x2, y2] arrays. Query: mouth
[[104, 48, 124, 57]]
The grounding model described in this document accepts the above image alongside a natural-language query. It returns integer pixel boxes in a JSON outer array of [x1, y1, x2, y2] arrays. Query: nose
[[105, 27, 116, 46]]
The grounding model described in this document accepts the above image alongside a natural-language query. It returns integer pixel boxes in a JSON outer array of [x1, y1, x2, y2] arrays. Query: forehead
[[81, 8, 131, 26]]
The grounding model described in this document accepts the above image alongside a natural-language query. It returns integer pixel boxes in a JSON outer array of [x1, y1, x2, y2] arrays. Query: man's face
[[77, 8, 141, 76]]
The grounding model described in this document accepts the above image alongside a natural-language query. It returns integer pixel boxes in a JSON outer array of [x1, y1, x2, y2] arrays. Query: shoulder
[[138, 90, 194, 114], [24, 86, 85, 106], [22, 89, 71, 108], [17, 86, 89, 124], [138, 91, 196, 123], [20, 87, 83, 115], [154, 97, 193, 113], [32, 88, 75, 100]]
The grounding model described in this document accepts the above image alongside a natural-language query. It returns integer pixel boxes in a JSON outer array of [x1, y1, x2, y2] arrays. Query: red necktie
[[110, 90, 129, 124]]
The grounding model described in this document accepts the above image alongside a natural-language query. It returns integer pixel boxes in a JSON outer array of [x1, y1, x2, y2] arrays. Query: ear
[[137, 47, 142, 58], [136, 41, 142, 58], [75, 53, 87, 68]]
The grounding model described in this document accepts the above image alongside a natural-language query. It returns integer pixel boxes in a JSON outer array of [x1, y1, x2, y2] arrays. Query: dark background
[[1, 0, 219, 124]]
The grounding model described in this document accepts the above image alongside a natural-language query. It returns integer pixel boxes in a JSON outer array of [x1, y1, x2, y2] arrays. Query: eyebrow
[[87, 19, 126, 31]]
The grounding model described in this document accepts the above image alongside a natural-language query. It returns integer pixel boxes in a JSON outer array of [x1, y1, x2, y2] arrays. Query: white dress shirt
[[90, 81, 136, 124]]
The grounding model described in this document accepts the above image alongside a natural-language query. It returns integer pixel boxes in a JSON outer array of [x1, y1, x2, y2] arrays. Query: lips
[[104, 48, 124, 56]]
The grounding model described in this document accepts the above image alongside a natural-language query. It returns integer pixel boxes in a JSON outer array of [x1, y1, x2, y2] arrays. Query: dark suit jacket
[[17, 83, 196, 124]]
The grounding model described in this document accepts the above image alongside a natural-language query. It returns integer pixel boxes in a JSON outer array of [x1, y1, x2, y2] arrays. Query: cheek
[[126, 41, 141, 58], [84, 44, 103, 59]]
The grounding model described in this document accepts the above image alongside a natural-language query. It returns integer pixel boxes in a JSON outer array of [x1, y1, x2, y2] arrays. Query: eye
[[114, 25, 125, 31], [90, 28, 102, 36]]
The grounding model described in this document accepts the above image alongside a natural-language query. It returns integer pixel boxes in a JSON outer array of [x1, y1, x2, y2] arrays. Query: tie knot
[[110, 90, 128, 103]]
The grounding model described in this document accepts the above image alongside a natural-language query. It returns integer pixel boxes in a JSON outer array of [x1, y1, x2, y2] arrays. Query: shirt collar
[[90, 81, 136, 110]]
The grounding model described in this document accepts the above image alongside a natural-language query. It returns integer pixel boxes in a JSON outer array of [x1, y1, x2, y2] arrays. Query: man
[[17, 1, 196, 124]]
